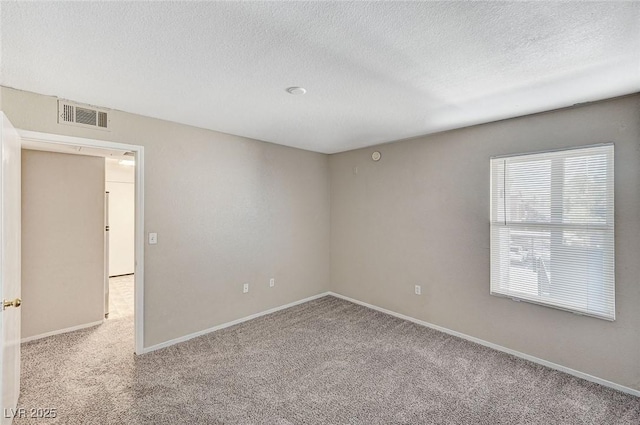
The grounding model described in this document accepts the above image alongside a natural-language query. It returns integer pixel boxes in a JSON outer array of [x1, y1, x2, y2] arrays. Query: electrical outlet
[[269, 278, 275, 288], [415, 285, 421, 295], [243, 283, 249, 293]]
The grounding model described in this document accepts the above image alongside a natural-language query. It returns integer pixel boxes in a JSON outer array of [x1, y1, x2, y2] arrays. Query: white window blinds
[[490, 144, 615, 320]]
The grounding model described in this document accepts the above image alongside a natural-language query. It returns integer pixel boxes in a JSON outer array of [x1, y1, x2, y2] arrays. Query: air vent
[[98, 112, 108, 128], [58, 100, 110, 131], [63, 104, 74, 122], [75, 107, 97, 125]]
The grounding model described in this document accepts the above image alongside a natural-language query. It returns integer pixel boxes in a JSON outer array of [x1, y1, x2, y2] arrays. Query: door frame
[[17, 130, 145, 355]]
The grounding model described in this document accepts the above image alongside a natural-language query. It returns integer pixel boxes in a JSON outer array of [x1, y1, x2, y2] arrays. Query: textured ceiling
[[1, 2, 639, 154]]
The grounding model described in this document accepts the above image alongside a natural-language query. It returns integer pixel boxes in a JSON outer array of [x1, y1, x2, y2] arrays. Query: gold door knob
[[3, 298, 21, 310]]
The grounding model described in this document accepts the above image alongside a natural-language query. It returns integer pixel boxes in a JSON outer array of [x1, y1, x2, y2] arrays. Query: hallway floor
[[108, 274, 134, 319]]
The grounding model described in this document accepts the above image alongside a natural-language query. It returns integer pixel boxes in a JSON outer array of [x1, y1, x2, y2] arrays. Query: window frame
[[489, 143, 615, 320]]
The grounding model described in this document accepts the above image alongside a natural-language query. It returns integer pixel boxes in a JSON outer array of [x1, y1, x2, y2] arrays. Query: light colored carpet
[[107, 274, 134, 319], [16, 296, 640, 424]]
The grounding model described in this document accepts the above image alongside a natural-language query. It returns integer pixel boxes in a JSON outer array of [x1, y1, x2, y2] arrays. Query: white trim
[[134, 146, 144, 355], [20, 320, 104, 344], [17, 129, 145, 355], [327, 292, 640, 398], [143, 292, 330, 354], [18, 130, 139, 153]]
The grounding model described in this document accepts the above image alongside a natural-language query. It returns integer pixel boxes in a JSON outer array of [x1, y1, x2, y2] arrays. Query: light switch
[[148, 232, 158, 245]]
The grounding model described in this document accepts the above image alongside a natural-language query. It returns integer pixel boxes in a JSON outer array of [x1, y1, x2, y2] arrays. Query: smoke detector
[[286, 87, 306, 95]]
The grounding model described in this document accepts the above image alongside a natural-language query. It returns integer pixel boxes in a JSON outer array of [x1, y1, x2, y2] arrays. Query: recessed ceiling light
[[286, 87, 306, 95]]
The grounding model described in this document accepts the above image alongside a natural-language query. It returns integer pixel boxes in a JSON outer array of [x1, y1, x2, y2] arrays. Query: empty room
[[0, 1, 639, 424]]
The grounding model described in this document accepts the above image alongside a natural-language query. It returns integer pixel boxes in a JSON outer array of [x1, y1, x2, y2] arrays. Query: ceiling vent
[[58, 100, 110, 131]]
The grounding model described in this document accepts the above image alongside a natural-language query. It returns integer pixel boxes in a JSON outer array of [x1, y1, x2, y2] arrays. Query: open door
[[0, 112, 21, 424]]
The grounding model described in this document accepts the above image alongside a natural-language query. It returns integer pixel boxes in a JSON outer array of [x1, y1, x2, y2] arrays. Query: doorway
[[18, 130, 145, 354], [105, 157, 136, 320]]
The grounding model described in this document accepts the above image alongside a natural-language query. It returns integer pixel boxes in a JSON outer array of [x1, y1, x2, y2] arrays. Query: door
[[0, 112, 21, 424], [105, 176, 135, 276], [104, 191, 109, 318]]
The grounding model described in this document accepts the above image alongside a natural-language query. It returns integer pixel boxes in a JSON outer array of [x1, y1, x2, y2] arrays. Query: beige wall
[[2, 86, 331, 348], [106, 158, 135, 276], [21, 150, 105, 339], [330, 94, 640, 390], [6, 84, 639, 390]]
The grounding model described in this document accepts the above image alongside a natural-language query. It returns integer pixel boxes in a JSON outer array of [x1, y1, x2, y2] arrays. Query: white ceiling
[[1, 2, 639, 154]]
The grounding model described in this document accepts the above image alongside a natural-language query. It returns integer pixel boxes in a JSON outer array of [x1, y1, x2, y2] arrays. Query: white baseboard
[[140, 289, 638, 397], [21, 320, 104, 344], [142, 292, 331, 354], [327, 291, 640, 398]]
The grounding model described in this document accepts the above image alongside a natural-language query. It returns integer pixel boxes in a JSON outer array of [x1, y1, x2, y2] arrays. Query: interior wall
[[6, 84, 638, 391], [21, 149, 105, 339], [2, 86, 331, 348], [105, 158, 135, 276], [329, 94, 640, 391]]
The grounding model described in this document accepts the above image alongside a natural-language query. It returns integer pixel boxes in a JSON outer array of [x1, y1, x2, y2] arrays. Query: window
[[490, 144, 614, 320]]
